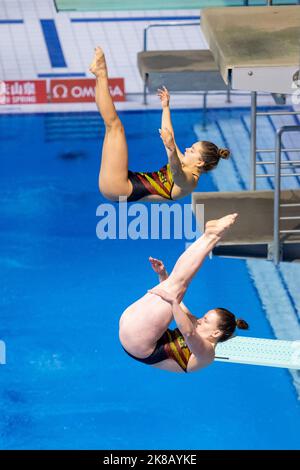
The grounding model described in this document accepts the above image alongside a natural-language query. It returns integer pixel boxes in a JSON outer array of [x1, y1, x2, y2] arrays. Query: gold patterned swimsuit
[[123, 328, 192, 373], [127, 164, 174, 201], [164, 329, 192, 372]]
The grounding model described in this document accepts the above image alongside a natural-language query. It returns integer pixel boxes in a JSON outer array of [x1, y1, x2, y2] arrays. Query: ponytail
[[200, 141, 231, 172], [215, 308, 249, 343]]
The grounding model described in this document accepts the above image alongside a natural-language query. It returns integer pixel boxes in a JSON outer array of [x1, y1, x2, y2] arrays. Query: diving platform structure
[[137, 22, 230, 127], [201, 5, 300, 96], [192, 5, 300, 263], [138, 47, 228, 106], [138, 5, 300, 100], [57, 2, 300, 263], [192, 189, 300, 263], [136, 5, 300, 263]]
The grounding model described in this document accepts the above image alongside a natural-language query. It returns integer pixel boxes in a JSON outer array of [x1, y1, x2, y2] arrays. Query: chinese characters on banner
[[0, 80, 47, 104], [0, 78, 125, 105]]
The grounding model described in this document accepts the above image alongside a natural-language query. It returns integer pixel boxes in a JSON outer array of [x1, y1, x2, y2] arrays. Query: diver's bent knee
[[99, 186, 130, 201], [160, 277, 188, 295], [99, 189, 120, 201], [99, 179, 131, 201], [105, 116, 124, 132]]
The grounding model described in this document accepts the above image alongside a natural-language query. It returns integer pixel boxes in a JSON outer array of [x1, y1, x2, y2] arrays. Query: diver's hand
[[149, 257, 168, 277], [148, 287, 176, 304], [159, 128, 175, 151], [157, 86, 170, 108]]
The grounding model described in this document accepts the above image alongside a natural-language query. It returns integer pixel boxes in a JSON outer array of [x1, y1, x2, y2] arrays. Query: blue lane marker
[[40, 19, 67, 68], [71, 15, 200, 23], [0, 20, 23, 24], [38, 73, 86, 77], [215, 117, 247, 190]]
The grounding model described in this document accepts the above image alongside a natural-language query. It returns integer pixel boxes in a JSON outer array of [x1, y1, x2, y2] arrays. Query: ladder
[[250, 91, 300, 263]]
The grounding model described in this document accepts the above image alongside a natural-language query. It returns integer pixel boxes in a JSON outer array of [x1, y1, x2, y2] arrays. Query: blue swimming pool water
[[1, 109, 300, 450]]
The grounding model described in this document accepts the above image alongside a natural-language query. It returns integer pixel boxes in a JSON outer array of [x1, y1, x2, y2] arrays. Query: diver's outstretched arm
[[149, 256, 195, 319], [157, 87, 175, 137], [158, 87, 184, 158], [149, 256, 169, 282], [159, 128, 196, 189]]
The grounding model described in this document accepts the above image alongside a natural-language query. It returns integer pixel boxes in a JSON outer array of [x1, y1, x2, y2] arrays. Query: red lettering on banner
[[49, 78, 125, 103], [0, 80, 47, 105]]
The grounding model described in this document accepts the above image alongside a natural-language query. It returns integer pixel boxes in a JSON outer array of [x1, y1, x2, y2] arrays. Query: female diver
[[119, 213, 249, 373], [90, 47, 230, 202]]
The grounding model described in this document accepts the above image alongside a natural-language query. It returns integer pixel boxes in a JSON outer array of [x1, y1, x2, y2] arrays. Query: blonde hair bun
[[218, 148, 230, 159]]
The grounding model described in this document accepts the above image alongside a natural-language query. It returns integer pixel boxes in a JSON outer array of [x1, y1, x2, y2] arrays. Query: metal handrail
[[243, 1, 300, 5], [280, 230, 300, 234], [143, 21, 200, 51], [257, 111, 300, 116], [257, 161, 300, 165], [250, 92, 257, 189], [280, 203, 300, 207], [258, 173, 300, 178], [250, 92, 300, 191], [256, 149, 300, 153], [142, 21, 201, 105], [273, 125, 300, 264]]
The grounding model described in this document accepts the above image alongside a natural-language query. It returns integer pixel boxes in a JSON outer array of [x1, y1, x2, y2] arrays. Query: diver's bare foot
[[205, 213, 238, 239], [89, 46, 107, 78]]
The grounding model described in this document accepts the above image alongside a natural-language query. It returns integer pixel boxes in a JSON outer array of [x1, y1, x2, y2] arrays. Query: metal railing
[[250, 92, 300, 190], [143, 21, 200, 52], [250, 90, 300, 263], [142, 21, 200, 106], [273, 126, 300, 264], [142, 20, 231, 119], [244, 1, 300, 5]]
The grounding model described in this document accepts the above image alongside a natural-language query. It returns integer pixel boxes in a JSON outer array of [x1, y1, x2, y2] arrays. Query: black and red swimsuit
[[127, 164, 174, 201]]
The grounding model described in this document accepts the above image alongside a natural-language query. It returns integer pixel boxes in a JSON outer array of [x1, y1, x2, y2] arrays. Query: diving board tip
[[215, 336, 300, 369]]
